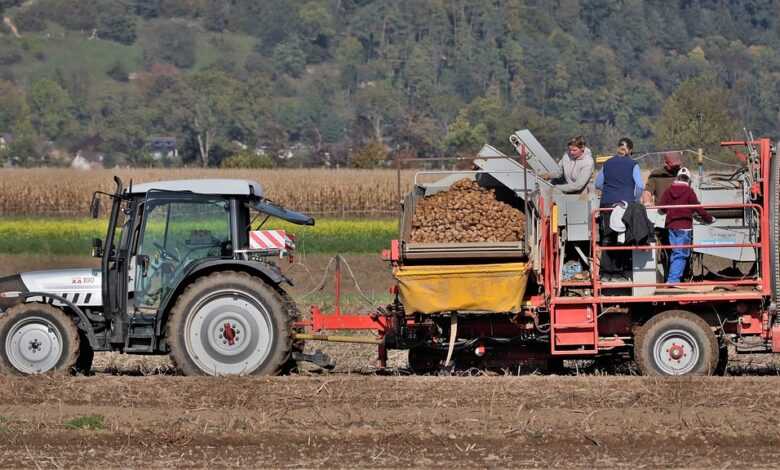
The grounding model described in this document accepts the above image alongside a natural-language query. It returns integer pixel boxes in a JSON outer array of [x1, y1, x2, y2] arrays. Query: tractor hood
[[0, 268, 103, 310]]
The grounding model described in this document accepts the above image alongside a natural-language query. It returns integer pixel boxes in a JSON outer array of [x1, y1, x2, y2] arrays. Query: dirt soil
[[2, 375, 780, 468]]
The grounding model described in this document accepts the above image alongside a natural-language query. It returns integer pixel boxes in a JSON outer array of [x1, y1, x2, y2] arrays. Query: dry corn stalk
[[0, 168, 415, 216], [410, 179, 525, 243]]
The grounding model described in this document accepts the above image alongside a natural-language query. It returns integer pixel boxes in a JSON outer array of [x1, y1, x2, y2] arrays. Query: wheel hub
[[221, 322, 238, 346], [667, 343, 685, 361], [207, 315, 251, 357], [6, 317, 62, 374], [653, 329, 699, 375]]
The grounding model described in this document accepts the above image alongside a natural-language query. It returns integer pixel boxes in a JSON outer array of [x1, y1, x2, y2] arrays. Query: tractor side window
[[135, 199, 230, 309]]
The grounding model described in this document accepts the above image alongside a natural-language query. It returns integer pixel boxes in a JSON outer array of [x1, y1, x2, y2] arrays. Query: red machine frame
[[296, 138, 779, 363]]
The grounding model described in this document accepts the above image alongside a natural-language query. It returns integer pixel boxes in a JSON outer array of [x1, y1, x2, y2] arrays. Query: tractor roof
[[127, 179, 263, 198]]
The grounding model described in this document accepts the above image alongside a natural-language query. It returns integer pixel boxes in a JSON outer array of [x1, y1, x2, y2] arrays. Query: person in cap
[[657, 167, 715, 284], [543, 135, 594, 194], [642, 151, 682, 205], [642, 151, 683, 277]]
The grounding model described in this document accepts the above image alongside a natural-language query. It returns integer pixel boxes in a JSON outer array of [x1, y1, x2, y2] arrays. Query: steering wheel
[[153, 242, 180, 263]]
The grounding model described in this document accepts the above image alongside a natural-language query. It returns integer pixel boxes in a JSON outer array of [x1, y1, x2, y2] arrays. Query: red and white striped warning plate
[[249, 230, 291, 250]]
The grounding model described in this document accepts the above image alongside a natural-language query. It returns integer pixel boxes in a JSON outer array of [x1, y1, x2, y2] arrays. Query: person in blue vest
[[594, 137, 644, 278], [594, 137, 644, 204]]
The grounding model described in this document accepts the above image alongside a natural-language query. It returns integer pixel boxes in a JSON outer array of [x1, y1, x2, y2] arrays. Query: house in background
[[148, 136, 177, 160], [70, 135, 105, 170], [0, 133, 13, 151], [71, 149, 104, 170]]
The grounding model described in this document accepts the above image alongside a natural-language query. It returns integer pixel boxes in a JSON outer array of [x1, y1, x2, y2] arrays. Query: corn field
[[0, 169, 416, 216]]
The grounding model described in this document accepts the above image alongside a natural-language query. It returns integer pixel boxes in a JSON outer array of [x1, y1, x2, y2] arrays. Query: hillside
[[0, 0, 776, 167]]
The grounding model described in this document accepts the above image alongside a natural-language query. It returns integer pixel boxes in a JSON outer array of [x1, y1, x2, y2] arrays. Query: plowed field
[[2, 375, 780, 468]]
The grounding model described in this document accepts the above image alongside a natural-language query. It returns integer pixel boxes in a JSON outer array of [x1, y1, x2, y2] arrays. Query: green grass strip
[[0, 218, 399, 256]]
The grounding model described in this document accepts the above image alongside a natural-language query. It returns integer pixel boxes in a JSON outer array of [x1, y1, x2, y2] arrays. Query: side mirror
[[91, 238, 103, 258], [90, 196, 100, 219]]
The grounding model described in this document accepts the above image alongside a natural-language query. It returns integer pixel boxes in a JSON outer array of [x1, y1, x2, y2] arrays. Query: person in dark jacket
[[657, 167, 715, 284], [642, 151, 683, 279], [595, 138, 644, 277], [642, 151, 682, 205]]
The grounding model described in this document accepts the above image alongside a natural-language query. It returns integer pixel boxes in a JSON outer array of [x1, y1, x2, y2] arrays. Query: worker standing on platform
[[544, 135, 594, 194], [595, 137, 643, 205], [594, 138, 644, 278], [658, 167, 715, 284], [642, 151, 684, 276], [642, 151, 682, 205]]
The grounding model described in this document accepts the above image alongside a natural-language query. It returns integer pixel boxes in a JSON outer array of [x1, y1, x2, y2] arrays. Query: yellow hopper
[[393, 262, 529, 315]]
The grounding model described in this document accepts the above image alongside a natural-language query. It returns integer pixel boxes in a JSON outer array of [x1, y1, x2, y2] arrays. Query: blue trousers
[[667, 229, 692, 283]]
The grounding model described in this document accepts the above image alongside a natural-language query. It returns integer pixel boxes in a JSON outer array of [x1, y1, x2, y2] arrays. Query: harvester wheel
[[0, 303, 80, 375], [714, 342, 729, 376], [74, 332, 94, 375], [634, 310, 718, 376], [167, 271, 292, 376], [407, 346, 444, 374]]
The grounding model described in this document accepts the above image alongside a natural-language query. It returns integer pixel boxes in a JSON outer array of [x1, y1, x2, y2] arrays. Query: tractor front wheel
[[634, 310, 718, 376], [167, 271, 292, 376], [0, 303, 80, 375]]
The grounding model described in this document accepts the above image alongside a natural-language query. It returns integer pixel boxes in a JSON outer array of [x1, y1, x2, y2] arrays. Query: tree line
[[0, 0, 775, 168]]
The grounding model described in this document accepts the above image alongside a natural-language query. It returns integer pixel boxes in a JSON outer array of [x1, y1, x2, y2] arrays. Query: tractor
[[0, 177, 314, 375]]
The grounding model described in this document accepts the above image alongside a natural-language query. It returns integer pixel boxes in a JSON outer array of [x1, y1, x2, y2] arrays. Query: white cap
[[677, 167, 691, 180]]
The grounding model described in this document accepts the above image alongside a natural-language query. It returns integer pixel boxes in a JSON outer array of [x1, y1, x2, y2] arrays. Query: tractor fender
[[155, 259, 291, 338]]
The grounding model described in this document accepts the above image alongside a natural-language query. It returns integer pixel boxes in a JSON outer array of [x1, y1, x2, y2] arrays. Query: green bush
[[142, 20, 196, 69], [15, 5, 46, 32], [98, 14, 137, 45], [351, 141, 387, 169], [0, 42, 22, 66], [107, 60, 129, 82], [220, 150, 274, 169]]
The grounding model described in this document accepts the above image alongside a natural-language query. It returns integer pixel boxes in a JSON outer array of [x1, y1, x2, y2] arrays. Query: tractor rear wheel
[[634, 310, 718, 376], [167, 271, 292, 376], [0, 303, 80, 375]]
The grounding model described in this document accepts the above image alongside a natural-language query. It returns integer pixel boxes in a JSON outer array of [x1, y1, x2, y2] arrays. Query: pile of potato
[[409, 179, 526, 243]]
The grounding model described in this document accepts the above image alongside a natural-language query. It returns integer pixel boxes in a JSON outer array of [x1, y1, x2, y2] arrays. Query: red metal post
[[334, 255, 342, 316]]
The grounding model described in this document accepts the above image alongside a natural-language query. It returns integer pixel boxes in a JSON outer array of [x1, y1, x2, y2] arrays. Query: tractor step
[[293, 350, 336, 370]]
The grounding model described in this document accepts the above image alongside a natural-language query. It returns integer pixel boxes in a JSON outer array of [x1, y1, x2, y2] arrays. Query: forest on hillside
[[0, 0, 777, 168]]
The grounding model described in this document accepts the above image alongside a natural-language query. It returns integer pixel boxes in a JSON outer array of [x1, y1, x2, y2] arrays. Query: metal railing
[[576, 203, 764, 297]]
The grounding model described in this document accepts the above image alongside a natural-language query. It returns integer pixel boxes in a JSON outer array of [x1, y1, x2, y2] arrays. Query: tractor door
[[133, 196, 232, 313]]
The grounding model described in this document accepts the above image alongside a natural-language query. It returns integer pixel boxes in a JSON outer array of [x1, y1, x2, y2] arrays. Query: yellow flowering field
[[0, 218, 398, 255]]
